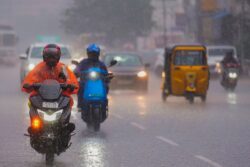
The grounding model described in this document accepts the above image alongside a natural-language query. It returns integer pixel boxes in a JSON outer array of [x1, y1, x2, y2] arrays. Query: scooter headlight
[[228, 72, 238, 79], [89, 71, 100, 80], [37, 109, 63, 122]]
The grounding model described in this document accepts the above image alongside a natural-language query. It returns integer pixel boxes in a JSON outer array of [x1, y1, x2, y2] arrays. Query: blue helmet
[[86, 43, 100, 55]]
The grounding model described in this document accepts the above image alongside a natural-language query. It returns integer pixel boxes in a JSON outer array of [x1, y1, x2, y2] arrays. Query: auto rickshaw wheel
[[162, 93, 167, 102], [186, 93, 194, 104], [201, 95, 206, 102]]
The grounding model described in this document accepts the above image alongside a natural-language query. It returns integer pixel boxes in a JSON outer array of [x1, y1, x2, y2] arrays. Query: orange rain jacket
[[22, 62, 79, 107]]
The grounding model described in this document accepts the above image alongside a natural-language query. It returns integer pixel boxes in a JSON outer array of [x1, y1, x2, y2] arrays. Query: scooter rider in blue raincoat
[[74, 44, 108, 110]]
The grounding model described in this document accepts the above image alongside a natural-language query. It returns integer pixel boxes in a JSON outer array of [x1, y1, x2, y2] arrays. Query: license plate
[[42, 102, 58, 108]]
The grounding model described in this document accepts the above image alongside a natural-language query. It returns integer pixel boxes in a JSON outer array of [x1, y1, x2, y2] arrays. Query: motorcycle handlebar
[[23, 83, 76, 91]]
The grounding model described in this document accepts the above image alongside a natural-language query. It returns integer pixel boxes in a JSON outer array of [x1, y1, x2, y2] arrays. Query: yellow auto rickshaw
[[161, 45, 209, 103]]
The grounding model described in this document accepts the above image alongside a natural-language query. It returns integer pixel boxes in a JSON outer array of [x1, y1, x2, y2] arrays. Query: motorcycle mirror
[[19, 54, 27, 59], [109, 60, 117, 67]]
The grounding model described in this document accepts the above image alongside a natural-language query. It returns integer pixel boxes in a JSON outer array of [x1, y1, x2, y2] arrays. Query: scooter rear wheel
[[45, 152, 54, 165]]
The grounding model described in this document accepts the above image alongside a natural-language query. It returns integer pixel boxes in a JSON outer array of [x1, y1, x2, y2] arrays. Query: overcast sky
[[0, 0, 73, 51]]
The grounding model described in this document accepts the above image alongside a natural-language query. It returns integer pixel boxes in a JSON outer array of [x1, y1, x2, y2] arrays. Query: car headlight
[[68, 64, 76, 71], [228, 72, 238, 79], [89, 71, 100, 80], [37, 109, 63, 122], [28, 63, 35, 71], [162, 71, 165, 78], [137, 71, 147, 78]]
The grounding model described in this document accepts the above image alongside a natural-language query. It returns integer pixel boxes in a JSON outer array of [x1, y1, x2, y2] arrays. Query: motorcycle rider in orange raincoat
[[22, 44, 79, 107]]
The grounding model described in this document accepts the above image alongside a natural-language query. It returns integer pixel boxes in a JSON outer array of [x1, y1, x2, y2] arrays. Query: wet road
[[0, 65, 250, 167]]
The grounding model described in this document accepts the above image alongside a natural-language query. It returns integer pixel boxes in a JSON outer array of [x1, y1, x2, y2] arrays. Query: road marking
[[195, 155, 223, 167], [130, 122, 146, 130], [71, 110, 78, 120], [111, 113, 123, 120], [156, 136, 179, 147]]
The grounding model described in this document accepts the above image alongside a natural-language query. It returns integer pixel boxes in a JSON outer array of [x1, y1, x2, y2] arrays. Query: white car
[[19, 43, 74, 83], [207, 45, 238, 75]]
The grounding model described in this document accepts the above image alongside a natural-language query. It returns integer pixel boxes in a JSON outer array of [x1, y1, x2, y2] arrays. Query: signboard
[[201, 0, 218, 12]]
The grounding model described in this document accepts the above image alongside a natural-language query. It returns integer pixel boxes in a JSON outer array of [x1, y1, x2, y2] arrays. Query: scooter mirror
[[109, 60, 117, 67]]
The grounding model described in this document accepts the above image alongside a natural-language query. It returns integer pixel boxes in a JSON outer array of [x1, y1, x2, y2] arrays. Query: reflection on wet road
[[80, 132, 106, 167], [1, 66, 250, 167]]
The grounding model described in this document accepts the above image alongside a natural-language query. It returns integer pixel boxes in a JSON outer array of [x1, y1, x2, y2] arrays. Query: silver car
[[19, 43, 73, 83]]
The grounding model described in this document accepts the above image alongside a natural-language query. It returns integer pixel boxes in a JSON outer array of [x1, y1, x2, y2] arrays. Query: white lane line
[[195, 155, 223, 167], [156, 136, 179, 147], [111, 113, 123, 120], [130, 122, 146, 130]]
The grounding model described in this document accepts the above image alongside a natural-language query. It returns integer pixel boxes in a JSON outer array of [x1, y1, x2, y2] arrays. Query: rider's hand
[[59, 71, 67, 81], [22, 83, 33, 92], [23, 83, 31, 90], [67, 84, 76, 92]]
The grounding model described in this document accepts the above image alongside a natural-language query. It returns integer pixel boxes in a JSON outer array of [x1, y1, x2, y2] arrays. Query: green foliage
[[62, 0, 154, 44]]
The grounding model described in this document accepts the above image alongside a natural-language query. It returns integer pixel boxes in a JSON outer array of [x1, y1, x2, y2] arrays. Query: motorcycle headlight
[[229, 72, 238, 79], [216, 62, 221, 68], [137, 71, 147, 78], [37, 109, 63, 122], [89, 71, 100, 80], [28, 63, 35, 71]]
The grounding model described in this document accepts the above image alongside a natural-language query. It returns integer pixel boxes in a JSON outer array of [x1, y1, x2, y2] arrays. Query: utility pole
[[162, 0, 167, 47], [161, 0, 175, 47], [239, 0, 245, 62]]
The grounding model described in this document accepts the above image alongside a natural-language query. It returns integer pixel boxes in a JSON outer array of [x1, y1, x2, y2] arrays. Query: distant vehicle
[[152, 49, 165, 76], [221, 63, 240, 91], [102, 52, 149, 92], [0, 24, 18, 65], [19, 43, 73, 83], [138, 49, 162, 70], [206, 45, 238, 75]]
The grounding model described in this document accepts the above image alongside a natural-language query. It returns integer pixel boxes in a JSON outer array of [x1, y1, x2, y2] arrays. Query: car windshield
[[104, 53, 142, 66], [208, 48, 235, 57], [30, 46, 71, 58], [174, 50, 206, 66]]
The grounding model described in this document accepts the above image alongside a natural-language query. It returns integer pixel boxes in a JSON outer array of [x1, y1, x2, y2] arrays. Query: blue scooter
[[78, 60, 116, 131]]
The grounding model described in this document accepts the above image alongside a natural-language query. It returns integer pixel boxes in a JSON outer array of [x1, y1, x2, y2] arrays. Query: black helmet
[[43, 44, 61, 67], [86, 43, 100, 61]]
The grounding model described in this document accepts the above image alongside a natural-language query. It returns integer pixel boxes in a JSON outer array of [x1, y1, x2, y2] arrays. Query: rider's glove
[[67, 84, 76, 92]]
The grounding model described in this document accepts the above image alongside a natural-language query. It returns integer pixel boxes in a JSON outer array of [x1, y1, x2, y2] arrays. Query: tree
[[62, 0, 154, 46]]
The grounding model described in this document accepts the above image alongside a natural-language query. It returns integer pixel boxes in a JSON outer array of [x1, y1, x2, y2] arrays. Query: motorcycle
[[23, 80, 76, 165], [221, 63, 240, 91], [78, 60, 117, 131]]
